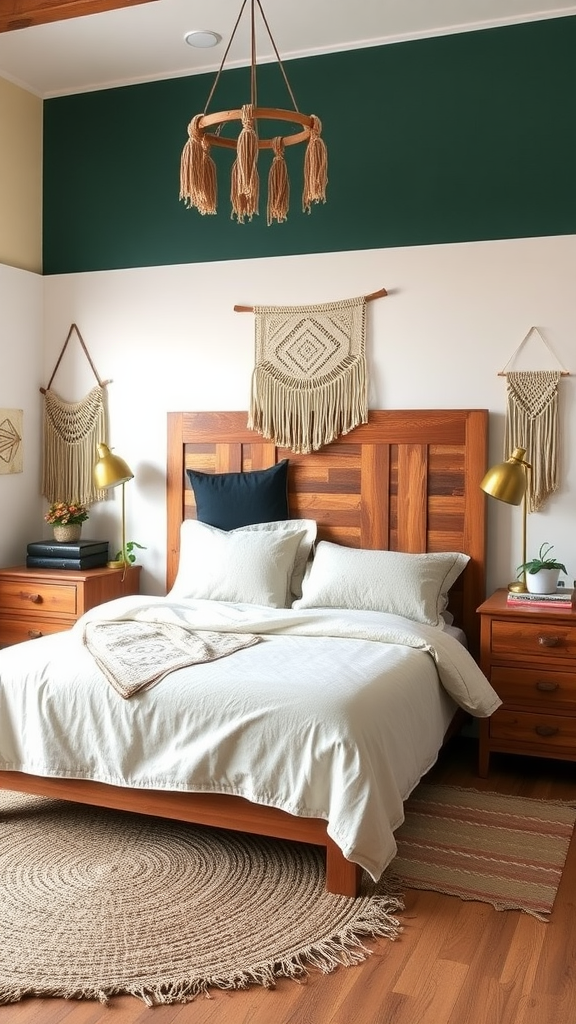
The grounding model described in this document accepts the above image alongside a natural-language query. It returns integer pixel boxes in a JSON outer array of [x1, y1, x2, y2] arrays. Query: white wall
[[41, 234, 576, 597], [0, 264, 44, 565]]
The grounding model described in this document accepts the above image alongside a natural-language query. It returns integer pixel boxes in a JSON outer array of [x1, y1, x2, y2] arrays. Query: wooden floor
[[1, 737, 575, 1024]]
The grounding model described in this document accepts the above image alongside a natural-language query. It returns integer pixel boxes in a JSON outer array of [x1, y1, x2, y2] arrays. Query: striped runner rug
[[389, 784, 576, 921]]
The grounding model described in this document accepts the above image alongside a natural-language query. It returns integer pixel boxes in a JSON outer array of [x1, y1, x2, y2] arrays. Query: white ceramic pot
[[525, 568, 560, 594]]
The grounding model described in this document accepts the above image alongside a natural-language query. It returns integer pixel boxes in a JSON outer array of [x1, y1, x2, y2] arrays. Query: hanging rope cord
[[202, 0, 300, 118]]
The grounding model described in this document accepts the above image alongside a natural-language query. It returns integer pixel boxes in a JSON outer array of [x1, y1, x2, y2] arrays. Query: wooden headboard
[[167, 410, 488, 657]]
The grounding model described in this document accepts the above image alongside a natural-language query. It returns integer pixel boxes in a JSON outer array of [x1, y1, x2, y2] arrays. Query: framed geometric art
[[0, 409, 23, 474]]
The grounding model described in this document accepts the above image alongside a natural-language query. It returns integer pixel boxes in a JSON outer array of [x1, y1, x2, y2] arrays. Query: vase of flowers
[[45, 501, 89, 543]]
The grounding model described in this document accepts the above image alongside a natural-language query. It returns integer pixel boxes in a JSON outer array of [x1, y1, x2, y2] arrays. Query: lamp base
[[107, 559, 128, 570], [508, 580, 527, 594]]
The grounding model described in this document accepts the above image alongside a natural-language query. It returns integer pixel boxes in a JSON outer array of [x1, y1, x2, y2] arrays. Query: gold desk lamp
[[480, 446, 531, 593], [94, 443, 134, 569]]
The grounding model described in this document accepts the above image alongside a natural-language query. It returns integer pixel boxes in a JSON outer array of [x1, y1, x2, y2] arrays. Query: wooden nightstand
[[477, 588, 576, 776], [0, 564, 141, 646]]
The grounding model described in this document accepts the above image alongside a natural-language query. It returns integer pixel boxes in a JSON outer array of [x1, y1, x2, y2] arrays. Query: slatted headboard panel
[[167, 410, 488, 657]]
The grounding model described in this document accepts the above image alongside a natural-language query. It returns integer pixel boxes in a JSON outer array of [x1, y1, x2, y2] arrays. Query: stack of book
[[26, 539, 109, 570], [506, 588, 576, 610]]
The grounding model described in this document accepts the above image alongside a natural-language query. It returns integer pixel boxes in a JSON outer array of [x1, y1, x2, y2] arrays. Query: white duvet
[[0, 595, 501, 880]]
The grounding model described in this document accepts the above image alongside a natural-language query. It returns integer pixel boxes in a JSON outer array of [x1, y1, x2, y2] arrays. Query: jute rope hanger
[[234, 286, 387, 313], [498, 326, 570, 377], [40, 323, 112, 394]]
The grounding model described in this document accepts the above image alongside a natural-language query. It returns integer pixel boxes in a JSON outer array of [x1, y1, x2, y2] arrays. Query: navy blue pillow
[[187, 460, 289, 531]]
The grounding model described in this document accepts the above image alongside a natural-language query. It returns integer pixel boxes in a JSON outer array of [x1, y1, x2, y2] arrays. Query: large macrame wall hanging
[[500, 327, 570, 512], [40, 324, 111, 505], [240, 287, 387, 454]]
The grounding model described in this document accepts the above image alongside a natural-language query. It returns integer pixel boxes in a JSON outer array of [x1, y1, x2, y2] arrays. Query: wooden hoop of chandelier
[[196, 108, 314, 151]]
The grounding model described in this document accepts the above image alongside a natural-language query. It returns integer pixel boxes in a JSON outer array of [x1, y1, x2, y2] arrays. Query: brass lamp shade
[[94, 443, 134, 567], [479, 447, 528, 506], [480, 446, 531, 593], [94, 443, 133, 489]]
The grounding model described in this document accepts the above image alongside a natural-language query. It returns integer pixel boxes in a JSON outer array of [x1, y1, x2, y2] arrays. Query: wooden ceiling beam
[[0, 0, 158, 34]]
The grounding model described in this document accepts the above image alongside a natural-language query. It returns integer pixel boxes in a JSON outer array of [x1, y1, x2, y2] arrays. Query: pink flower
[[44, 500, 89, 525]]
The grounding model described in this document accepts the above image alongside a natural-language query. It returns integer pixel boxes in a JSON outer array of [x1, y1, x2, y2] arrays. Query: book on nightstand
[[27, 539, 109, 559], [25, 539, 109, 570], [506, 588, 575, 609], [25, 553, 110, 570]]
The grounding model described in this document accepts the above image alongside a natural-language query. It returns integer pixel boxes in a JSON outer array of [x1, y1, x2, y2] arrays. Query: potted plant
[[516, 543, 567, 594], [113, 540, 146, 565], [45, 501, 89, 543]]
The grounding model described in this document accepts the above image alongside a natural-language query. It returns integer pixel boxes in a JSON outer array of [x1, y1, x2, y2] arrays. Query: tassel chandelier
[[179, 0, 328, 225]]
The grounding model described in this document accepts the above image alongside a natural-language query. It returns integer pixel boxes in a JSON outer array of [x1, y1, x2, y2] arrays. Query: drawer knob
[[21, 591, 42, 604], [536, 681, 559, 692], [535, 724, 559, 737], [537, 635, 560, 648], [27, 629, 43, 639]]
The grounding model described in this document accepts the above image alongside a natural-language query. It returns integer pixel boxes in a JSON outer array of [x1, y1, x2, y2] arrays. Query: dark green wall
[[42, 16, 576, 275]]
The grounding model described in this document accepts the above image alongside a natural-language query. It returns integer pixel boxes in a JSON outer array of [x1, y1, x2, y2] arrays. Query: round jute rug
[[0, 790, 403, 1006]]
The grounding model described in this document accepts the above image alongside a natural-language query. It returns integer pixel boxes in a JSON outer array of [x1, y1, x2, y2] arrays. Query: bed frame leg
[[325, 837, 363, 897]]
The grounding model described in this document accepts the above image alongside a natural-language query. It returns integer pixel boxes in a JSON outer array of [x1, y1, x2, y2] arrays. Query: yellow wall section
[[0, 76, 42, 273]]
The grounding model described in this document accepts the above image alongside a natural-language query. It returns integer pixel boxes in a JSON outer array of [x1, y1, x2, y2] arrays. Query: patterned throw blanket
[[83, 619, 261, 699]]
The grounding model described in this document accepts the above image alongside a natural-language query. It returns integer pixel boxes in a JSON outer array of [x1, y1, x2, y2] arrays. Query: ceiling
[[0, 0, 575, 99]]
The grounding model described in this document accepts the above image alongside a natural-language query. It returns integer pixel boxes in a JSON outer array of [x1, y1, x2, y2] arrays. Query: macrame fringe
[[267, 136, 289, 225], [503, 370, 560, 512], [249, 354, 367, 454], [0, 891, 403, 1006], [302, 115, 328, 213], [42, 385, 108, 505], [179, 114, 217, 216]]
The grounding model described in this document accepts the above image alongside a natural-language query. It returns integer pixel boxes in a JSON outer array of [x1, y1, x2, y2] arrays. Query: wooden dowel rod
[[497, 371, 570, 377], [39, 379, 112, 395], [234, 286, 388, 313]]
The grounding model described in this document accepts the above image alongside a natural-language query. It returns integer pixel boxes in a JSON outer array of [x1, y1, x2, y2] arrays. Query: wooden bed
[[0, 409, 488, 897]]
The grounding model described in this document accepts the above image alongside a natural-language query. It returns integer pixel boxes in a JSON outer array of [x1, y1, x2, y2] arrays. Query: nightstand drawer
[[491, 620, 576, 660], [489, 708, 576, 753], [0, 580, 77, 617], [0, 616, 73, 645], [490, 665, 576, 711], [0, 565, 141, 648]]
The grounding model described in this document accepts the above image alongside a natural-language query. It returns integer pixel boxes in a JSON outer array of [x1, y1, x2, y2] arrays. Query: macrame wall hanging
[[499, 327, 570, 512], [237, 287, 387, 454], [40, 323, 111, 505]]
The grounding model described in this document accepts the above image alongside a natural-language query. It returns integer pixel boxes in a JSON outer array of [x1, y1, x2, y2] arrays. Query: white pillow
[[234, 519, 317, 600], [293, 542, 469, 626], [169, 519, 317, 607]]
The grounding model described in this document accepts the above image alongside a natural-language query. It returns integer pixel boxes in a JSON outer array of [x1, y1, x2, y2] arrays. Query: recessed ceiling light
[[184, 30, 222, 49]]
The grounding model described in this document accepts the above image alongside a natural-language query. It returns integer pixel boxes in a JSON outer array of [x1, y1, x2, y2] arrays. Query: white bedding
[[0, 595, 501, 880]]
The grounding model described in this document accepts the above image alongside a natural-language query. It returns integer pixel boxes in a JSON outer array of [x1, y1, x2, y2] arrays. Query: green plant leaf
[[113, 540, 146, 563], [516, 542, 567, 576]]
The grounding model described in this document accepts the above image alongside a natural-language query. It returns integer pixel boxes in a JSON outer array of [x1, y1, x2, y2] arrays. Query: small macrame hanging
[[500, 328, 569, 512], [40, 324, 111, 506], [244, 288, 387, 454]]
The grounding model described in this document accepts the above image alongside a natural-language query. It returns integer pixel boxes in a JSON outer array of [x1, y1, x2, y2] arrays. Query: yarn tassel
[[230, 104, 259, 220], [231, 159, 259, 222], [179, 114, 217, 215], [267, 137, 289, 225], [302, 115, 328, 213]]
